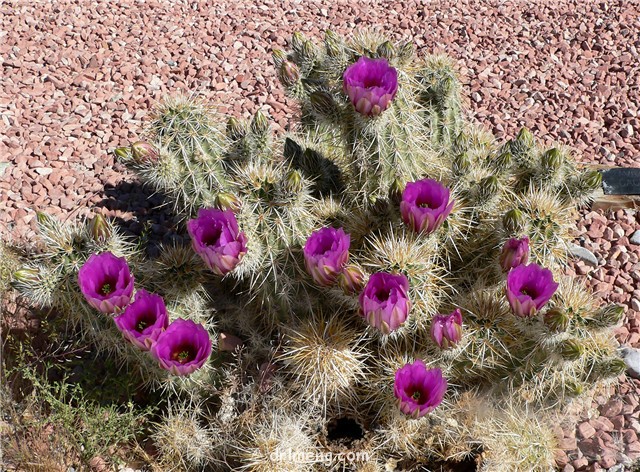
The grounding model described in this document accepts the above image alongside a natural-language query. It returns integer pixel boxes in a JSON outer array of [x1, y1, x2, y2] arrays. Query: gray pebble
[[568, 243, 598, 267], [618, 346, 640, 379], [630, 230, 640, 245]]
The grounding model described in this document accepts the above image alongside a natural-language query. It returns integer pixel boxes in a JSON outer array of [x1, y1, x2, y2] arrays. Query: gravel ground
[[1, 0, 639, 470]]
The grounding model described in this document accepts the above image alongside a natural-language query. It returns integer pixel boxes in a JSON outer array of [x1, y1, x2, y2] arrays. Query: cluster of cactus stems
[[10, 31, 624, 471]]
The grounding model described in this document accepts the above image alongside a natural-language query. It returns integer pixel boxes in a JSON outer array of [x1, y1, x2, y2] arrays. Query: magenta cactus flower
[[113, 289, 169, 350], [78, 252, 134, 314], [499, 236, 530, 271], [187, 208, 248, 276], [343, 56, 398, 117], [430, 308, 463, 349], [359, 272, 411, 334], [400, 179, 455, 235], [394, 360, 447, 418], [303, 227, 350, 286], [150, 318, 212, 376], [506, 263, 559, 317]]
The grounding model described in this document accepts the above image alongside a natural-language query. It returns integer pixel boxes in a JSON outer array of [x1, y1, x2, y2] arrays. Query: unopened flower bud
[[581, 170, 602, 190], [397, 41, 415, 63], [215, 192, 242, 211], [558, 338, 584, 361], [337, 265, 366, 294], [453, 153, 470, 175], [131, 141, 158, 163], [542, 148, 563, 170], [516, 127, 534, 146], [278, 60, 300, 87], [218, 332, 244, 352], [502, 209, 525, 234], [309, 91, 336, 117], [478, 175, 499, 200], [114, 146, 130, 161], [492, 150, 512, 170], [271, 49, 287, 68], [588, 304, 625, 328], [14, 268, 40, 284], [430, 309, 463, 349], [291, 32, 305, 54], [286, 170, 304, 192], [250, 111, 269, 136], [324, 29, 343, 57], [88, 214, 111, 244], [499, 236, 530, 271], [377, 41, 395, 59], [301, 40, 316, 61], [544, 307, 570, 332], [226, 117, 245, 142]]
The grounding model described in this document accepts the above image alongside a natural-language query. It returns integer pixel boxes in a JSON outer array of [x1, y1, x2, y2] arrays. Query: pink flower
[[187, 208, 248, 276], [394, 360, 447, 418], [499, 236, 530, 271], [303, 227, 350, 286], [400, 179, 455, 235], [78, 252, 134, 314], [506, 263, 559, 317], [430, 309, 463, 349], [150, 318, 212, 376], [343, 56, 398, 117], [113, 289, 169, 350], [359, 272, 411, 334]]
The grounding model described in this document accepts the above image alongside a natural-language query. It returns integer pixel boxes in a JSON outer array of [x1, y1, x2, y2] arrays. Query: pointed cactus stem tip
[[309, 91, 337, 116], [250, 111, 269, 136], [271, 49, 287, 68]]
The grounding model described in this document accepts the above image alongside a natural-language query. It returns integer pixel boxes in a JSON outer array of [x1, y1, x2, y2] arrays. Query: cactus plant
[[11, 31, 623, 471]]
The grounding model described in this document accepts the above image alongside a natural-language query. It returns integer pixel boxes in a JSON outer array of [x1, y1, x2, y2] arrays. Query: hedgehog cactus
[[11, 31, 624, 471]]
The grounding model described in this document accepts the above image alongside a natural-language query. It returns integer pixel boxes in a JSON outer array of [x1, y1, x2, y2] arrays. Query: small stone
[[562, 465, 575, 472], [632, 298, 640, 312], [577, 421, 596, 439], [35, 167, 53, 176], [569, 243, 598, 267], [572, 458, 589, 469], [631, 230, 640, 245], [591, 416, 614, 432], [598, 453, 617, 469], [620, 124, 634, 138], [619, 346, 640, 379]]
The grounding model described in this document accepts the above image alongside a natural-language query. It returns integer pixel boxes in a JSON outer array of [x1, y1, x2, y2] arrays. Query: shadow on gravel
[[96, 180, 187, 257]]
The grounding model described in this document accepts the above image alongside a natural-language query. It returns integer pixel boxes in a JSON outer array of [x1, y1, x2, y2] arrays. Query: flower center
[[408, 386, 428, 405], [135, 313, 156, 332], [373, 287, 391, 302], [520, 284, 538, 298], [101, 283, 114, 295], [201, 226, 223, 246], [171, 344, 197, 364]]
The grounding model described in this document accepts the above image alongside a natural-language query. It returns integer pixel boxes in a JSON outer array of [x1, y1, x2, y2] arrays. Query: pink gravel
[[1, 0, 639, 469]]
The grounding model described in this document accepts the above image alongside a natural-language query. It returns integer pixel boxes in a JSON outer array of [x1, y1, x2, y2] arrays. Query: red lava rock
[[572, 457, 589, 470], [590, 416, 614, 433], [600, 398, 624, 417], [577, 421, 596, 439]]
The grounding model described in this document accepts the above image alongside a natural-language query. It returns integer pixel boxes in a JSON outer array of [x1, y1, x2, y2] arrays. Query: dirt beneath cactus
[[1, 1, 640, 471]]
